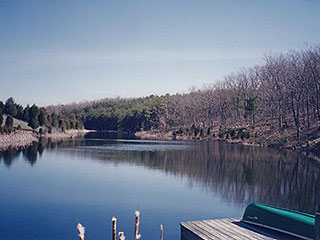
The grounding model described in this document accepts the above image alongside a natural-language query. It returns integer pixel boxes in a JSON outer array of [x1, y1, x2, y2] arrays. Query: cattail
[[77, 222, 85, 240], [112, 217, 117, 240], [134, 211, 141, 239], [118, 232, 126, 240], [160, 224, 163, 240]]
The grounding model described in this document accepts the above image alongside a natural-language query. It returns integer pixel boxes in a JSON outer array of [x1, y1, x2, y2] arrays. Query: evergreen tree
[[28, 104, 40, 129], [38, 108, 48, 126], [4, 97, 17, 116], [59, 118, 67, 131], [0, 101, 4, 114], [47, 114, 52, 126], [0, 114, 3, 127], [22, 105, 30, 122], [5, 115, 14, 132], [51, 112, 59, 128], [16, 105, 24, 120]]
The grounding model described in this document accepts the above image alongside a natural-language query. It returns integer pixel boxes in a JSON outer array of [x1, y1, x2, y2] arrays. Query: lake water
[[0, 135, 319, 240]]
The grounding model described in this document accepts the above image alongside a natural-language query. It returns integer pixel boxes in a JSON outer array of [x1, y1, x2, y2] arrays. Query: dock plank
[[180, 218, 299, 240], [217, 219, 268, 240], [205, 219, 259, 240]]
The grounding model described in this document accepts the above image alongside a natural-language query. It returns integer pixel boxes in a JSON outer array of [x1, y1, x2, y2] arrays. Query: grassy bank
[[135, 123, 320, 156], [0, 129, 90, 152]]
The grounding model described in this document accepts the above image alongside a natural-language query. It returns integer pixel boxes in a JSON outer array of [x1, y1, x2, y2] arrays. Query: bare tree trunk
[[291, 98, 300, 142]]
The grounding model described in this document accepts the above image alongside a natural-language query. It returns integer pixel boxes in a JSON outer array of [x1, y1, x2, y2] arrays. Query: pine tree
[[28, 104, 40, 130], [38, 108, 48, 126], [0, 114, 3, 127], [22, 105, 30, 122], [51, 112, 59, 128], [0, 101, 4, 114], [5, 115, 14, 133], [4, 97, 17, 116]]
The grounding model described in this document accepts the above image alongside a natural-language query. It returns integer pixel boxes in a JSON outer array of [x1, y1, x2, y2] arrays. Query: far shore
[[135, 130, 320, 162], [1, 128, 319, 163], [0, 129, 92, 152]]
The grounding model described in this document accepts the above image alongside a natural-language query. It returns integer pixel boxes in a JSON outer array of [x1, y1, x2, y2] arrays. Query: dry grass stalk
[[134, 211, 142, 239], [118, 231, 126, 240], [160, 224, 163, 240], [77, 222, 85, 240], [112, 217, 117, 240]]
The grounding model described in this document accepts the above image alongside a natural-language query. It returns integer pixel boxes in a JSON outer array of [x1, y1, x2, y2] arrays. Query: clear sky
[[1, 0, 319, 106]]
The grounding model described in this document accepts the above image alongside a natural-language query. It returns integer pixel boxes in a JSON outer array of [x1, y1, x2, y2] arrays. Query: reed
[[134, 211, 142, 239], [118, 231, 126, 240], [77, 222, 85, 240], [160, 224, 163, 240], [76, 211, 164, 239], [112, 217, 117, 240]]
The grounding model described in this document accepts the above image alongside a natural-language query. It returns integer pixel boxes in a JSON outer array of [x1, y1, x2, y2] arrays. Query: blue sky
[[0, 0, 319, 106]]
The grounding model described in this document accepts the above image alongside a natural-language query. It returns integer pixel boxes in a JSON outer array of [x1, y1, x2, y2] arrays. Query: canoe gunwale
[[241, 219, 312, 240]]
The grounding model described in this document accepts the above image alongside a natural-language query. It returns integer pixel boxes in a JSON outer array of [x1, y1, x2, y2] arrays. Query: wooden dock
[[180, 218, 300, 240]]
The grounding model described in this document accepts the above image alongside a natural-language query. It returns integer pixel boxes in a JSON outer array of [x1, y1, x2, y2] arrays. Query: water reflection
[[1, 138, 319, 214]]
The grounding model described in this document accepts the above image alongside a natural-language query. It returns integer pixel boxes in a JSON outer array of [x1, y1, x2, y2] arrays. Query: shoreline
[[1, 128, 319, 162], [135, 130, 320, 161], [0, 129, 92, 152]]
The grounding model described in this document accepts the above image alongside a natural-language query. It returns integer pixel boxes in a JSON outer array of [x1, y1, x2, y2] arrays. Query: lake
[[0, 135, 319, 239]]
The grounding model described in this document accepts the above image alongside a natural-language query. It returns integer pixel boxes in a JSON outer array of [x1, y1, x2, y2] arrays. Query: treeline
[[48, 46, 320, 145], [164, 46, 320, 143], [0, 97, 84, 134], [56, 95, 169, 133]]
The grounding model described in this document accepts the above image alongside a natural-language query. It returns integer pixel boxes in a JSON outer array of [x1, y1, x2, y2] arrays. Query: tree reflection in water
[[0, 139, 319, 214]]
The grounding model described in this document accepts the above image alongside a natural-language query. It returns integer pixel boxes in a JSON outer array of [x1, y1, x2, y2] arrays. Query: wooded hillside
[[47, 46, 320, 149]]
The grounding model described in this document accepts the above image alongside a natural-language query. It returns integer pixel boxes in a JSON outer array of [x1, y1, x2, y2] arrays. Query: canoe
[[242, 203, 315, 239]]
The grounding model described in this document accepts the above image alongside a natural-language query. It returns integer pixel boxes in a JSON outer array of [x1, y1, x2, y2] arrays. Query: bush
[[207, 127, 211, 135], [39, 128, 45, 135], [245, 132, 250, 139], [230, 129, 236, 138], [200, 128, 204, 137], [194, 127, 200, 136], [218, 130, 225, 138]]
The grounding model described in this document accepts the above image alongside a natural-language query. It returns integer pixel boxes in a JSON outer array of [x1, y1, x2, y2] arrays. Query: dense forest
[[0, 97, 84, 134], [47, 46, 320, 148], [47, 95, 168, 133]]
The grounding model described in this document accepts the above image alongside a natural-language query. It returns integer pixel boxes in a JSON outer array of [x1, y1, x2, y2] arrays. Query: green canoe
[[242, 203, 315, 239]]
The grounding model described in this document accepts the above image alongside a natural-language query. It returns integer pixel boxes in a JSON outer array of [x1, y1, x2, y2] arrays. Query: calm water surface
[[0, 135, 319, 240]]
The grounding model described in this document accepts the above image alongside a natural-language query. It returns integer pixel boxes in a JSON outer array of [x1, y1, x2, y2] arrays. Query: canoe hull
[[242, 203, 315, 239]]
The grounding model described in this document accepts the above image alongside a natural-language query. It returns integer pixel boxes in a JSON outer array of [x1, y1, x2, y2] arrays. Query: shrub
[[230, 129, 236, 138], [200, 128, 204, 137], [207, 127, 211, 135], [218, 130, 225, 138], [39, 128, 45, 135], [194, 127, 200, 136], [245, 132, 250, 139]]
